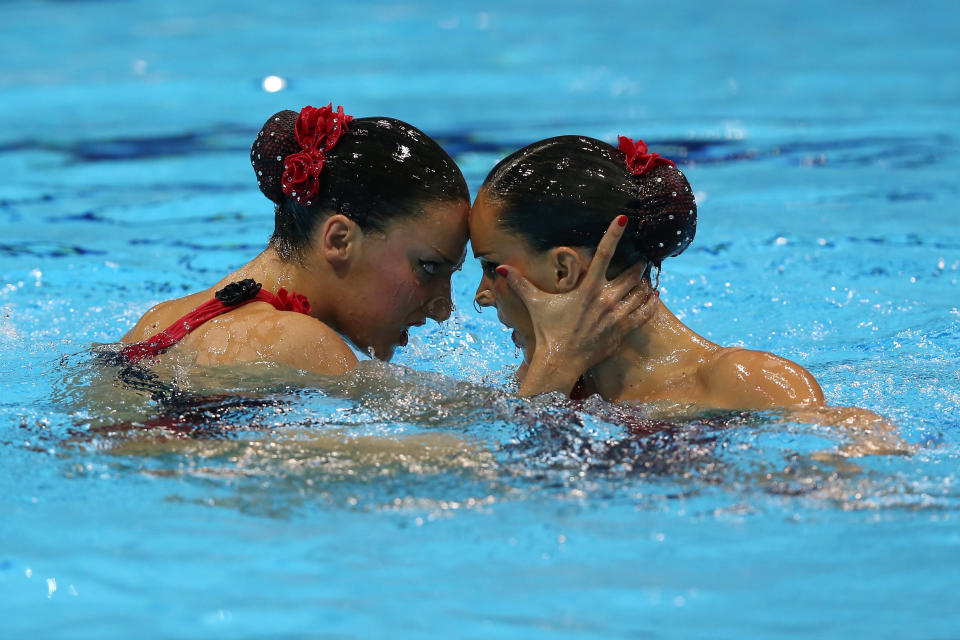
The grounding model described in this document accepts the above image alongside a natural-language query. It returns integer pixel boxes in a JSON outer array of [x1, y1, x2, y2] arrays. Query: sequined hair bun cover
[[251, 109, 300, 206], [482, 135, 697, 269]]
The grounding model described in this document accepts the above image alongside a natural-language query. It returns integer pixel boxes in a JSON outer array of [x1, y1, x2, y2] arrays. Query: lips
[[397, 319, 424, 348]]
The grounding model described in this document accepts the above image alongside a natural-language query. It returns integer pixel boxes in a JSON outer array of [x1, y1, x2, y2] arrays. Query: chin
[[371, 342, 396, 361]]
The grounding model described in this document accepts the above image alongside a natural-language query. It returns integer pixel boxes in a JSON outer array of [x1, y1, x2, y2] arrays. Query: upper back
[[122, 290, 212, 343], [122, 290, 358, 376]]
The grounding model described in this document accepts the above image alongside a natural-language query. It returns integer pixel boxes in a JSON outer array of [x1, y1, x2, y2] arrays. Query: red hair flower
[[282, 150, 325, 204], [282, 103, 354, 205], [295, 103, 353, 152], [617, 136, 676, 175]]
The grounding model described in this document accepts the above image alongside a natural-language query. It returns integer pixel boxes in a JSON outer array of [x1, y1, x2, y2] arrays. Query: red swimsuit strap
[[120, 284, 311, 364]]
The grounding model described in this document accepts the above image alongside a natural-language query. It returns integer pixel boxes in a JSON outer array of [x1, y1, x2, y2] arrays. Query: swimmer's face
[[469, 190, 557, 364], [340, 199, 469, 360]]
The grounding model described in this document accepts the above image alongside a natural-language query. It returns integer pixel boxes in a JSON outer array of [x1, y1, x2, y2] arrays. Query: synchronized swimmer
[[118, 103, 906, 454]]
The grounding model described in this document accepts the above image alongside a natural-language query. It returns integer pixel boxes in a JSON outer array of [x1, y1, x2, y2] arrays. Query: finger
[[622, 290, 659, 331], [601, 286, 653, 329], [607, 260, 649, 298], [495, 265, 540, 304], [585, 215, 628, 286], [615, 283, 653, 314]]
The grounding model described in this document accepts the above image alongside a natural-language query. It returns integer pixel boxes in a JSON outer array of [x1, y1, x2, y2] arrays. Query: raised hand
[[496, 215, 659, 397]]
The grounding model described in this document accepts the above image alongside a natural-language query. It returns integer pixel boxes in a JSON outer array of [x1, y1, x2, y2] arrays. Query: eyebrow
[[431, 245, 467, 270]]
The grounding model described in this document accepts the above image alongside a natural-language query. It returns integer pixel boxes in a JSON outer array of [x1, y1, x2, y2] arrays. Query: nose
[[474, 279, 494, 310], [425, 278, 453, 322], [426, 297, 451, 322]]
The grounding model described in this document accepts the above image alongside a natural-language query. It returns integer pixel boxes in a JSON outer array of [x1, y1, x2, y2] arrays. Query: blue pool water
[[2, 0, 959, 637]]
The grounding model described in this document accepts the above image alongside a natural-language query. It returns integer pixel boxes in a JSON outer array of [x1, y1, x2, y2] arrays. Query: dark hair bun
[[251, 110, 300, 205], [248, 107, 469, 261], [625, 163, 697, 265], [483, 135, 697, 271]]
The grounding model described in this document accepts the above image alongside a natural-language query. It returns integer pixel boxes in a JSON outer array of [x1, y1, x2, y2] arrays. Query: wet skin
[[469, 189, 549, 364], [123, 200, 470, 370], [468, 189, 830, 411], [330, 200, 470, 360]]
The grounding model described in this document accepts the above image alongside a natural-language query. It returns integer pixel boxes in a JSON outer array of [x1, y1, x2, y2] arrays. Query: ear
[[548, 247, 588, 293], [318, 214, 360, 267]]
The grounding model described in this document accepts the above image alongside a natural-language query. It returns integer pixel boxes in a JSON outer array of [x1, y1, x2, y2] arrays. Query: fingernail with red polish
[[617, 215, 628, 227], [496, 266, 508, 277], [654, 289, 660, 297]]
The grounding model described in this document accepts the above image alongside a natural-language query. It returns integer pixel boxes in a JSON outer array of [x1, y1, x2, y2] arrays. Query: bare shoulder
[[122, 291, 210, 342], [701, 347, 825, 410], [264, 311, 359, 376]]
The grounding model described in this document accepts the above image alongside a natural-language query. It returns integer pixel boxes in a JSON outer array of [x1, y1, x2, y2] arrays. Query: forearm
[[786, 405, 912, 457]]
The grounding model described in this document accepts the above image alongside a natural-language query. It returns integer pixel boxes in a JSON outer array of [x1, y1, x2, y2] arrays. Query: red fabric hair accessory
[[275, 288, 312, 315], [282, 104, 354, 205], [617, 136, 676, 175]]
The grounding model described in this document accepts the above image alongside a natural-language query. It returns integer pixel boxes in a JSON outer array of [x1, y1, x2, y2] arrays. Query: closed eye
[[480, 259, 500, 278]]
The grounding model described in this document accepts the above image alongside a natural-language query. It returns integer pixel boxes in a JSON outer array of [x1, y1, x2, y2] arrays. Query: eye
[[481, 260, 500, 278], [419, 260, 439, 276]]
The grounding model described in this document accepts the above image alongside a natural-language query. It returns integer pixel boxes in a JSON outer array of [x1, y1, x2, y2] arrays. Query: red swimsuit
[[120, 280, 311, 364]]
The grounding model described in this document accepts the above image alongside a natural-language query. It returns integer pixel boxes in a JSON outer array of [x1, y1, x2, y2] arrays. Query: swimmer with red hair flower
[[469, 135, 908, 455], [120, 105, 653, 397]]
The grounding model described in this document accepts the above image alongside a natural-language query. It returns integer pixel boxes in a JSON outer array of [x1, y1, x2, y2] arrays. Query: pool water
[[2, 0, 959, 637]]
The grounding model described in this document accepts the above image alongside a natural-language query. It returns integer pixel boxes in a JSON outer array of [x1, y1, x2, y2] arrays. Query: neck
[[220, 245, 338, 324], [585, 302, 718, 401]]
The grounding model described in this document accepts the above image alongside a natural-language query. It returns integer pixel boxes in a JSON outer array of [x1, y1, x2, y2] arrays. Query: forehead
[[387, 200, 469, 259], [469, 190, 524, 257]]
